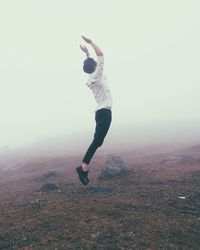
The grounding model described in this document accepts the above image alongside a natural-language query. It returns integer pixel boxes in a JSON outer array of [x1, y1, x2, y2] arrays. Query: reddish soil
[[0, 146, 199, 249]]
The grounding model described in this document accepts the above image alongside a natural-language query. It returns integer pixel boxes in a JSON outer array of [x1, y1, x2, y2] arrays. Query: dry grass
[[0, 150, 200, 250]]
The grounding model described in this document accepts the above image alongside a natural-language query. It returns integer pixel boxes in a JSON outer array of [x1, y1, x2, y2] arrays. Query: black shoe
[[76, 166, 89, 185]]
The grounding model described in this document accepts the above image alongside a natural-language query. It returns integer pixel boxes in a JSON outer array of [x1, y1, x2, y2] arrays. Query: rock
[[36, 170, 60, 181], [160, 155, 196, 166], [30, 199, 41, 210], [100, 155, 129, 179], [40, 183, 59, 192]]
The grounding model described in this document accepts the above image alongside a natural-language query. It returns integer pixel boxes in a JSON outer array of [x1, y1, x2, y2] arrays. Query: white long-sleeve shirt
[[86, 56, 113, 111]]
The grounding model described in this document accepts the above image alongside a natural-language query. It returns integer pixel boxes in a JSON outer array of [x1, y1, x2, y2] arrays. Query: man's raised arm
[[81, 36, 103, 56]]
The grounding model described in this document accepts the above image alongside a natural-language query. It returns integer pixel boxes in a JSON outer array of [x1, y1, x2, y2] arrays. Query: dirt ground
[[0, 148, 199, 250]]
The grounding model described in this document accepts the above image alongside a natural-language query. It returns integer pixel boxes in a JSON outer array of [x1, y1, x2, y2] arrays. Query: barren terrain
[[0, 145, 200, 249]]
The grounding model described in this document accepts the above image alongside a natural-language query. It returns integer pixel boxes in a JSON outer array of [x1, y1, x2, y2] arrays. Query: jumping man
[[76, 36, 113, 185]]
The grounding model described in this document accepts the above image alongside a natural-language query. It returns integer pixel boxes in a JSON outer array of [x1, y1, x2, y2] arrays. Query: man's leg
[[76, 109, 111, 185], [82, 109, 112, 170]]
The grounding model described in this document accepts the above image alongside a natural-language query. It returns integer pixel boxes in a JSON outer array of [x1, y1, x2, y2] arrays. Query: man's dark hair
[[83, 57, 97, 74]]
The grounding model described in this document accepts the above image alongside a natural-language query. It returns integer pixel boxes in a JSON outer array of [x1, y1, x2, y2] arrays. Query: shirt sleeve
[[89, 56, 104, 82]]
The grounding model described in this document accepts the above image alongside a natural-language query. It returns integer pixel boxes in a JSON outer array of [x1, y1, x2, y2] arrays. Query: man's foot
[[76, 166, 89, 185]]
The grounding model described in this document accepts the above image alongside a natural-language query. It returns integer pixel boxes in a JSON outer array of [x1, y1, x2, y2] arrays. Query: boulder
[[100, 155, 129, 180], [40, 183, 59, 192], [160, 155, 196, 166], [36, 170, 60, 181]]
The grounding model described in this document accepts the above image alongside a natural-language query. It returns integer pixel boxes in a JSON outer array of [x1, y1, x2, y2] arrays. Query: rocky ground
[[0, 147, 200, 250]]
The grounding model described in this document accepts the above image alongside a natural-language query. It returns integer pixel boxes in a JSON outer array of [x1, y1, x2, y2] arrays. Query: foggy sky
[[0, 0, 200, 149]]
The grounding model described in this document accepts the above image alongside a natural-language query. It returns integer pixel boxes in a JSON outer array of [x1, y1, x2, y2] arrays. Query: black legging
[[82, 108, 112, 164]]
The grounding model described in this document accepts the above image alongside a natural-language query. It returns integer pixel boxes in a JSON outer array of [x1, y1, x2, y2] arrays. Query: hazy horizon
[[1, 0, 200, 149]]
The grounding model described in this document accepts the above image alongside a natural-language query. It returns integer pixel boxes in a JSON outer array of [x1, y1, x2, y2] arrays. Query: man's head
[[83, 57, 97, 74]]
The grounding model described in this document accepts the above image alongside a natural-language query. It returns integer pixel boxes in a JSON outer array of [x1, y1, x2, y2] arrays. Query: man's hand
[[80, 44, 90, 57], [81, 35, 92, 44], [80, 44, 88, 54], [81, 35, 103, 57]]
